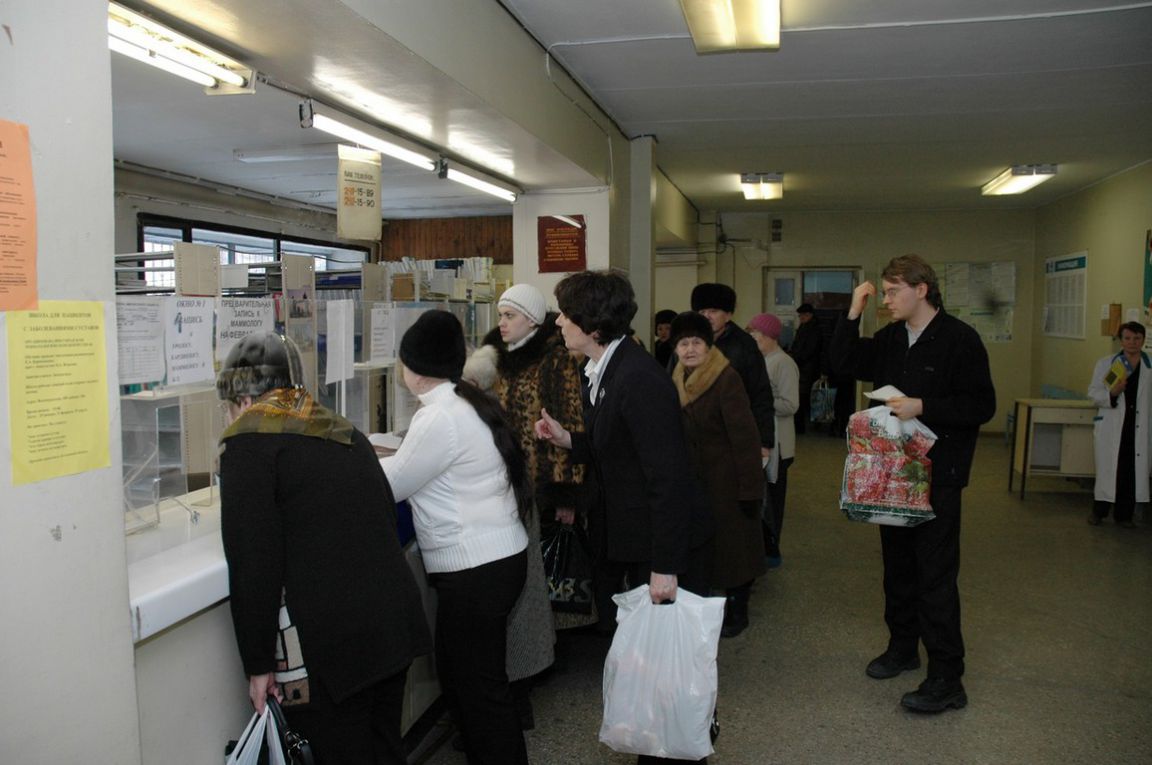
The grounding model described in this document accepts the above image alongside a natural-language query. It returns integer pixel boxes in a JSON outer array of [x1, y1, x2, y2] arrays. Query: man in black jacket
[[790, 303, 823, 433], [831, 255, 995, 715], [691, 283, 776, 454]]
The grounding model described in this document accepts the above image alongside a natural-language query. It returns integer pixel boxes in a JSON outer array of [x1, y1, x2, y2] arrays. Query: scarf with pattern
[[220, 387, 354, 445]]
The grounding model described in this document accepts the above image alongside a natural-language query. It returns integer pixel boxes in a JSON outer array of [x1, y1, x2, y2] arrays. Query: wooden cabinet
[[1009, 398, 1097, 498]]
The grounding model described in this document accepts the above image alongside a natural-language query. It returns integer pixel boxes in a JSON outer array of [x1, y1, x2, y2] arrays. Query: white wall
[[678, 209, 1038, 432], [0, 2, 141, 762], [1033, 162, 1152, 396], [512, 188, 611, 308]]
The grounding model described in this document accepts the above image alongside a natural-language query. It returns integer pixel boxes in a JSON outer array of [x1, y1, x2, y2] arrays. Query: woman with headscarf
[[217, 332, 431, 765], [380, 310, 532, 765], [669, 312, 766, 638]]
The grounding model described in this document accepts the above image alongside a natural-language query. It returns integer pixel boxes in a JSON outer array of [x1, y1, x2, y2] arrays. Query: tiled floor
[[415, 433, 1152, 764]]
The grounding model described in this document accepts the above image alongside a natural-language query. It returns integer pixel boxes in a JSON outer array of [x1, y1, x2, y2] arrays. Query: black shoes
[[1087, 513, 1103, 526], [900, 676, 967, 713], [865, 650, 921, 679]]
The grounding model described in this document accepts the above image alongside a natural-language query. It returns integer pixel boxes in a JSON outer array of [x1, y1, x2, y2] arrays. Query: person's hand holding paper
[[865, 385, 924, 421]]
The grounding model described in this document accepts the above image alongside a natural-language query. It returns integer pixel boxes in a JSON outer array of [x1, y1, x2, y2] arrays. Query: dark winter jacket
[[571, 338, 714, 573], [220, 425, 431, 703], [790, 319, 824, 383], [674, 348, 766, 588], [830, 310, 996, 487]]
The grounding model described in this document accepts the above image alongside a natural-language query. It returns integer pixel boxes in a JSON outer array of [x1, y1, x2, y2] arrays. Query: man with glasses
[[831, 255, 996, 714]]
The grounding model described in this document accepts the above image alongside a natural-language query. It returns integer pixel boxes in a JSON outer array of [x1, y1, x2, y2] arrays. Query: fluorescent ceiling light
[[981, 164, 1058, 196], [440, 160, 519, 203], [107, 2, 250, 89], [740, 172, 783, 200], [108, 36, 216, 88], [233, 145, 339, 163], [680, 0, 781, 53], [300, 100, 437, 172]]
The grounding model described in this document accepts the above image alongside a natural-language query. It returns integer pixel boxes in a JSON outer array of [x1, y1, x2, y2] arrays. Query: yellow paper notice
[[7, 301, 110, 485]]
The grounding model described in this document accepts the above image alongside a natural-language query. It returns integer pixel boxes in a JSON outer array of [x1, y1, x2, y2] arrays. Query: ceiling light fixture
[[299, 100, 438, 172], [107, 2, 251, 91], [233, 145, 339, 163], [679, 0, 781, 54], [981, 164, 1058, 196], [740, 172, 783, 200], [439, 159, 519, 203]]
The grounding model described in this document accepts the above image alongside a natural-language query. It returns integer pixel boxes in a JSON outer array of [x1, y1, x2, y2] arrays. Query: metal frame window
[[136, 214, 368, 287]]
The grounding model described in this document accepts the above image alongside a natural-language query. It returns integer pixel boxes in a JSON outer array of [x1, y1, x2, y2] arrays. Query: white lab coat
[[1089, 352, 1152, 502]]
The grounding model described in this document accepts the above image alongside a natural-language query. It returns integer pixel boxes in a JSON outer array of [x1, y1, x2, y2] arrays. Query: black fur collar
[[485, 313, 561, 377]]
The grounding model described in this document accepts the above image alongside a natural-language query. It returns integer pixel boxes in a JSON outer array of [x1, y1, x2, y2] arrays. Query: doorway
[[762, 268, 861, 351]]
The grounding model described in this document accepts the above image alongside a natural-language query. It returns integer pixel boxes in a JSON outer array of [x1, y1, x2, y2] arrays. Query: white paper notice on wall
[[116, 296, 166, 385], [216, 297, 275, 363], [162, 297, 215, 386], [1126, 308, 1141, 323], [325, 299, 355, 384], [369, 305, 395, 362]]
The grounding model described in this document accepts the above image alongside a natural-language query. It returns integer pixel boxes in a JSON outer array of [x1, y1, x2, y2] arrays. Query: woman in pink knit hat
[[746, 313, 799, 568]]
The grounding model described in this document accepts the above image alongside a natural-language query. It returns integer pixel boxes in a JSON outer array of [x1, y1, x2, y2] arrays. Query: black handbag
[[267, 695, 316, 765], [541, 522, 595, 615]]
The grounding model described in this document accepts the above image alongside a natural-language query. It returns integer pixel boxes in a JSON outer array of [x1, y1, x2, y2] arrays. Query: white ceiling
[[112, 0, 1152, 221]]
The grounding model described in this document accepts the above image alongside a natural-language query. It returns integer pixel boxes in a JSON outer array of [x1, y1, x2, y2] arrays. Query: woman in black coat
[[217, 332, 431, 765]]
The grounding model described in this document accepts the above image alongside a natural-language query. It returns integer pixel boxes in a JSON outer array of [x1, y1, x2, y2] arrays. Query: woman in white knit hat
[[464, 284, 591, 720]]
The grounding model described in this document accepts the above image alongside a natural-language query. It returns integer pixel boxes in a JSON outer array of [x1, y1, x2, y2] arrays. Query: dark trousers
[[763, 458, 793, 558], [879, 484, 965, 680], [430, 550, 528, 765], [1095, 411, 1137, 522], [286, 667, 409, 765]]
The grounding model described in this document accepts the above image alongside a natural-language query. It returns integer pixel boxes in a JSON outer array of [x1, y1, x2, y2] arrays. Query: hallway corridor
[[419, 432, 1152, 764]]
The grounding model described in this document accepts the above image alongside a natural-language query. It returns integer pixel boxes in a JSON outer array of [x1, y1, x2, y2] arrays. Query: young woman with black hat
[[379, 310, 532, 765]]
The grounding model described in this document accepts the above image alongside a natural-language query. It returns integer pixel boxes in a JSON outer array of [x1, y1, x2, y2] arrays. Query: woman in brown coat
[[670, 312, 766, 637]]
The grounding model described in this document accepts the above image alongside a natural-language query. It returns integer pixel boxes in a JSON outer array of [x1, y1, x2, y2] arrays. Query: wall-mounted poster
[[537, 214, 586, 273], [7, 301, 109, 485], [0, 120, 38, 311], [1143, 229, 1152, 318], [1043, 252, 1087, 339]]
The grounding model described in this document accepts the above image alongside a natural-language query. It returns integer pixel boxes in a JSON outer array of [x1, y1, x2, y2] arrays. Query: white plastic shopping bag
[[224, 702, 290, 765], [225, 706, 269, 765], [599, 584, 725, 760]]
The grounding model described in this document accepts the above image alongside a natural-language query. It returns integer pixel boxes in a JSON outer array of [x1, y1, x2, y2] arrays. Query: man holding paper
[[831, 254, 996, 714], [1088, 321, 1151, 528]]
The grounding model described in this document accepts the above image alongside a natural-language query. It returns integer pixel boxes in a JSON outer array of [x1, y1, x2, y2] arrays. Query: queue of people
[[215, 257, 1007, 764]]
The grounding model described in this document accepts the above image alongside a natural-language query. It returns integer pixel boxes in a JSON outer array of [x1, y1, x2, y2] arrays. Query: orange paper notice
[[0, 120, 38, 311]]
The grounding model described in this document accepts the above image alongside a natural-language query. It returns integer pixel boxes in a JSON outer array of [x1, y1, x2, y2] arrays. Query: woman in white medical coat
[[1088, 321, 1152, 527]]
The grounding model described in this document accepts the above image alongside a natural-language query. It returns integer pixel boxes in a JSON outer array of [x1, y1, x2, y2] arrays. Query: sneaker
[[1087, 514, 1103, 526], [865, 650, 921, 679], [900, 676, 967, 713]]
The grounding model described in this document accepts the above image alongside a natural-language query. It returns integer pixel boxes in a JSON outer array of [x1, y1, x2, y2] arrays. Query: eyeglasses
[[882, 285, 912, 299]]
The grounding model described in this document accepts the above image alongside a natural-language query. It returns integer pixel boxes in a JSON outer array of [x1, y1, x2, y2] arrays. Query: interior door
[[763, 268, 802, 348]]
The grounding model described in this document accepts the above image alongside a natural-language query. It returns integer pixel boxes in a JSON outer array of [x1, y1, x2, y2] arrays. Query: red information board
[[537, 214, 586, 273]]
